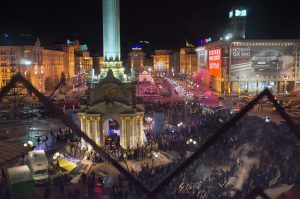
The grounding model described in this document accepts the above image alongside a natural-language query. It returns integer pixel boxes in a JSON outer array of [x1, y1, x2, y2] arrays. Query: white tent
[[138, 71, 154, 84], [7, 165, 33, 184]]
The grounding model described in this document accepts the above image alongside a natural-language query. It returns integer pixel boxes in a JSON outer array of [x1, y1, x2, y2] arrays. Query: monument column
[[130, 117, 136, 148], [119, 117, 124, 148], [138, 116, 144, 146], [103, 0, 121, 62], [87, 117, 93, 150], [126, 117, 131, 149], [100, 119, 105, 147], [80, 116, 87, 149], [95, 117, 101, 146]]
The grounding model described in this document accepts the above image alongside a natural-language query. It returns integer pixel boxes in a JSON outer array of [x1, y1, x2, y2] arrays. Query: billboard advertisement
[[208, 48, 221, 77], [230, 45, 294, 78], [197, 47, 208, 68]]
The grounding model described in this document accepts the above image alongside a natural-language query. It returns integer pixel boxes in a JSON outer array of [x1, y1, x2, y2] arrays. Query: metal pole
[[256, 76, 259, 95]]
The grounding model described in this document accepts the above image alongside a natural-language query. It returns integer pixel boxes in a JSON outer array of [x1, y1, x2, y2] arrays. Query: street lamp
[[177, 122, 183, 127], [24, 141, 34, 149], [152, 152, 159, 167], [186, 139, 197, 145], [53, 152, 64, 170]]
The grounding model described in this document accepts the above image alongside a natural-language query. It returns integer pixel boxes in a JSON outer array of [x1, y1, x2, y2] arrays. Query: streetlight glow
[[27, 141, 33, 146]]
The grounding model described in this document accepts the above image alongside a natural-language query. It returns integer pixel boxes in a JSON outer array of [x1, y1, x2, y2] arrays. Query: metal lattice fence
[[0, 73, 299, 199]]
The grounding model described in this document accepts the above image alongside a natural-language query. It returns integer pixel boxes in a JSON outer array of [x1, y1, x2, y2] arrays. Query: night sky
[[0, 0, 300, 55]]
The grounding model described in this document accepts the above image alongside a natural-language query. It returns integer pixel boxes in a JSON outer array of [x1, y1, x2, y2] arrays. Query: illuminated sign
[[235, 9, 247, 17], [229, 9, 247, 18], [206, 37, 212, 43], [197, 37, 212, 45], [67, 39, 74, 45], [132, 44, 142, 50], [81, 44, 88, 51], [229, 10, 233, 18], [208, 48, 221, 77], [230, 44, 294, 78]]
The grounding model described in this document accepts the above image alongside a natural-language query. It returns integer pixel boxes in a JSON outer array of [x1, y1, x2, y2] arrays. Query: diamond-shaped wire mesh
[[157, 95, 300, 199], [0, 73, 299, 199]]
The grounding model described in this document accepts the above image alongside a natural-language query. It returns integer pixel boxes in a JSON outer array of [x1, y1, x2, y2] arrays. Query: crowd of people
[[82, 140, 159, 164], [30, 94, 299, 199], [135, 100, 300, 199]]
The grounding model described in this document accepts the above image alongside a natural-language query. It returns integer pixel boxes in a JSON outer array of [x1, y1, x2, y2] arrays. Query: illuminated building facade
[[128, 45, 146, 74], [179, 47, 198, 79], [93, 55, 104, 74], [58, 40, 93, 77], [0, 38, 79, 92], [195, 39, 300, 94], [75, 51, 93, 76], [153, 50, 173, 77]]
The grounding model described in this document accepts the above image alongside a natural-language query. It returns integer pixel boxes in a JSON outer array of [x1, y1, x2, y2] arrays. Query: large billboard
[[230, 44, 294, 78], [208, 48, 221, 77], [197, 47, 208, 68]]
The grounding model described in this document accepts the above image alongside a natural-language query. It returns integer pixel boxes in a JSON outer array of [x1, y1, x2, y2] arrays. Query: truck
[[6, 165, 36, 199], [27, 150, 49, 184]]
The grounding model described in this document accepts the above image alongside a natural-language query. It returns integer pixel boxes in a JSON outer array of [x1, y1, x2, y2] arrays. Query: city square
[[1, 0, 300, 199]]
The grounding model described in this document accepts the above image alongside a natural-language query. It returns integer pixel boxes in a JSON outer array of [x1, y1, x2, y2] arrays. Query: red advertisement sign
[[208, 48, 221, 77]]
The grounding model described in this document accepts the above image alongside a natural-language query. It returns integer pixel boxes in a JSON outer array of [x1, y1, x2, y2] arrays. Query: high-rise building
[[153, 50, 173, 77], [0, 38, 71, 92], [179, 47, 198, 77], [128, 44, 146, 74], [195, 39, 300, 94], [228, 8, 247, 39]]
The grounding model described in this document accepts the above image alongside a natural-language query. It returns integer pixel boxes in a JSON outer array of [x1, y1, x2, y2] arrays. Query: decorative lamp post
[[53, 152, 64, 172], [24, 140, 34, 150]]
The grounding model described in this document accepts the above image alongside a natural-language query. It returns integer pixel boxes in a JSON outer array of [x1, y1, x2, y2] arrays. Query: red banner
[[208, 48, 221, 77]]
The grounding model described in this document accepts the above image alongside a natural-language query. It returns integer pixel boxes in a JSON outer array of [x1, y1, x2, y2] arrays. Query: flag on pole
[[186, 41, 194, 48]]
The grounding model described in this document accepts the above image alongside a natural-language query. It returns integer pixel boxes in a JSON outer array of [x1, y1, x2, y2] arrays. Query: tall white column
[[80, 116, 87, 149], [125, 117, 130, 148], [120, 117, 126, 149], [103, 0, 121, 62], [138, 116, 144, 146], [100, 119, 104, 147], [95, 117, 101, 146], [87, 118, 92, 150], [130, 117, 136, 148]]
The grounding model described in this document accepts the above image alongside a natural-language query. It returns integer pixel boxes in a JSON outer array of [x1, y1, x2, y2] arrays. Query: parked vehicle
[[27, 150, 49, 184], [6, 165, 36, 199]]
